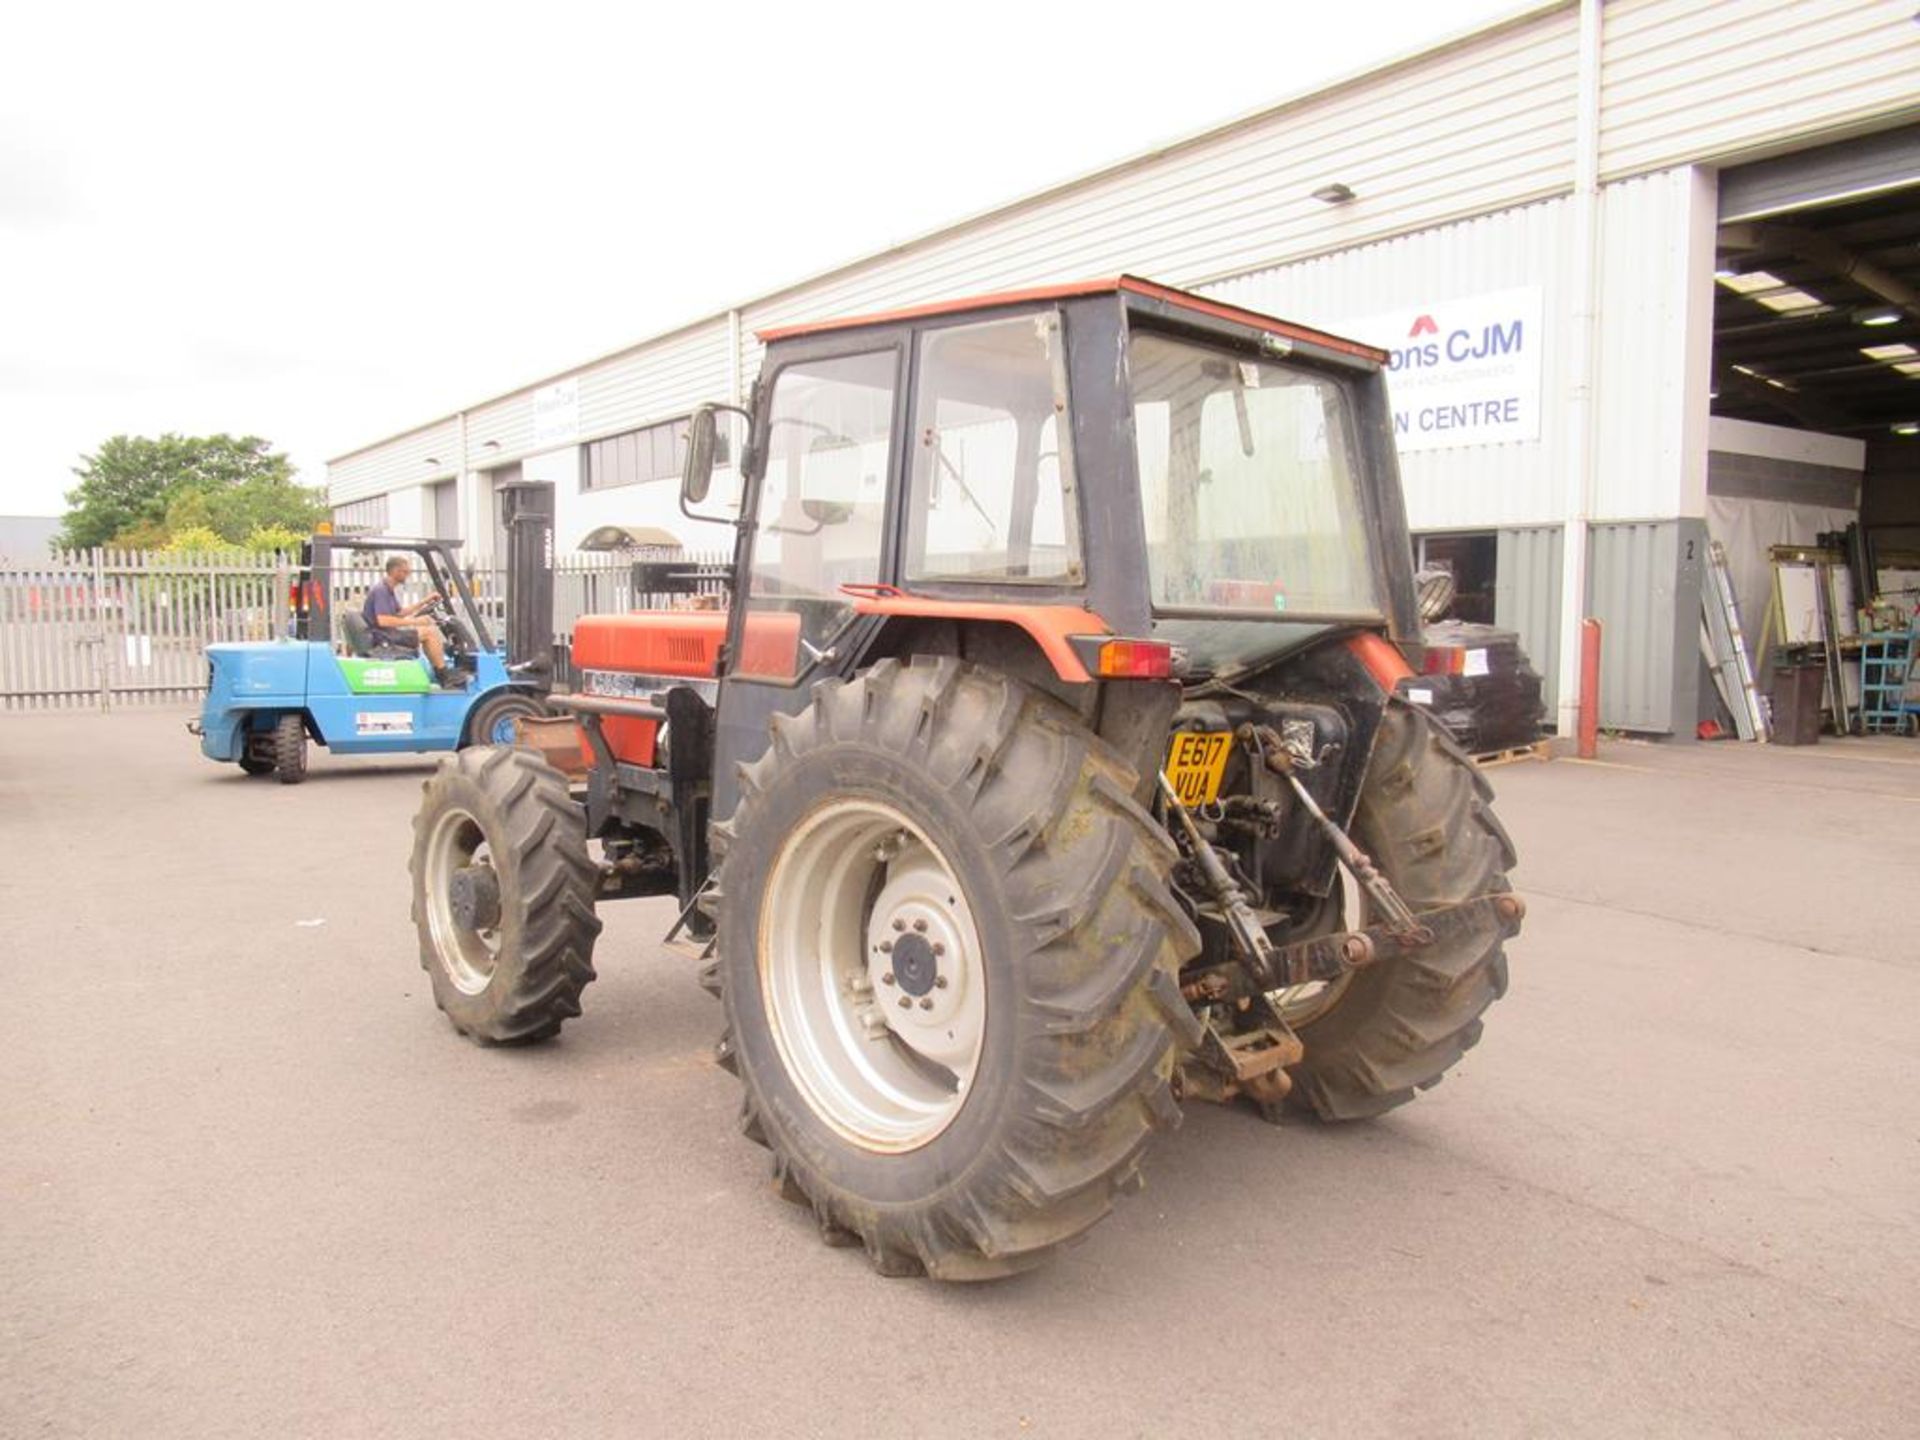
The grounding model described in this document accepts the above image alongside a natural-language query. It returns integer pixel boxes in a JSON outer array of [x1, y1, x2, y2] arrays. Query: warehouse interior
[[1701, 123, 1920, 738]]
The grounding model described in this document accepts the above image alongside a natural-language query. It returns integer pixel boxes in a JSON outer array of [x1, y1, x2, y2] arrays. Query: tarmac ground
[[3, 709, 1917, 1438]]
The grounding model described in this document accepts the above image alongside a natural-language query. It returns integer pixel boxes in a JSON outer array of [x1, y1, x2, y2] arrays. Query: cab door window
[[736, 349, 897, 681], [904, 312, 1080, 583]]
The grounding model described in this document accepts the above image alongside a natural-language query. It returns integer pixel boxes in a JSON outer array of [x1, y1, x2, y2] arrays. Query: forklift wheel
[[465, 691, 548, 748], [272, 713, 308, 785]]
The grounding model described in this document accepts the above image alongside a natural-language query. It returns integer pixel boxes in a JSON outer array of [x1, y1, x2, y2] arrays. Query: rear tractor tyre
[[410, 746, 602, 1043], [465, 690, 548, 749], [1284, 700, 1516, 1121], [272, 713, 307, 785], [709, 657, 1200, 1280]]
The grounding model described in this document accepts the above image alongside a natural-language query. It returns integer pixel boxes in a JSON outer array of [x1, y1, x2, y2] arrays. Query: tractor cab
[[671, 276, 1421, 812]]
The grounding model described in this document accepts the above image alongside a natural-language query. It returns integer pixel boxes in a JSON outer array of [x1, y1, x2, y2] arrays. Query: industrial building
[[327, 0, 1920, 736]]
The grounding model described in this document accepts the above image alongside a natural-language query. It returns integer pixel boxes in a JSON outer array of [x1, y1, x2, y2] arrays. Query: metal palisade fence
[[0, 547, 730, 712], [1, 549, 286, 711]]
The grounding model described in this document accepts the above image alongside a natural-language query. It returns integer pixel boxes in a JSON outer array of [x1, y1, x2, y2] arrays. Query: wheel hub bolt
[[891, 918, 906, 932], [931, 942, 945, 957], [934, 975, 949, 989], [881, 972, 896, 986], [878, 940, 893, 953], [918, 997, 934, 1010], [912, 918, 928, 933], [897, 996, 912, 1010]]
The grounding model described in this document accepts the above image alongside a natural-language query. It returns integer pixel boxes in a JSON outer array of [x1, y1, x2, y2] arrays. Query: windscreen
[[1129, 330, 1380, 618]]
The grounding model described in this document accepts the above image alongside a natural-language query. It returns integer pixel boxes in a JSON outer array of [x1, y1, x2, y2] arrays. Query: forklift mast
[[498, 481, 555, 683]]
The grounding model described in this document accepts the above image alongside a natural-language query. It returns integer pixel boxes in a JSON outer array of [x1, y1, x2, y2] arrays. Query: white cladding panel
[[331, 418, 461, 503], [1204, 197, 1574, 529], [385, 484, 430, 538], [1599, 0, 1920, 179], [739, 10, 1577, 341], [577, 318, 733, 441], [1591, 167, 1715, 520]]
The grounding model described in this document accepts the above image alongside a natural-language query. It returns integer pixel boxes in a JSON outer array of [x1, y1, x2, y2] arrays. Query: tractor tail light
[[1422, 646, 1466, 676], [1070, 636, 1178, 679]]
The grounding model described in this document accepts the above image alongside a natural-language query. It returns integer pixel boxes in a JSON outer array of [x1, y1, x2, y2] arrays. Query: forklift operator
[[363, 556, 467, 688]]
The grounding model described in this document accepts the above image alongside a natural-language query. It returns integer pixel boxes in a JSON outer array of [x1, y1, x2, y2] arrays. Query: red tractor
[[409, 277, 1522, 1280]]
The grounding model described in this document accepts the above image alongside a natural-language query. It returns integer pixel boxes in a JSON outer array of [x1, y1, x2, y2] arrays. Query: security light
[[1894, 423, 1920, 436], [1855, 306, 1902, 326], [1311, 183, 1356, 204]]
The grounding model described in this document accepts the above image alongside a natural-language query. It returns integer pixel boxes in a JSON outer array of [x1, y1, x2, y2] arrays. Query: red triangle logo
[[1408, 314, 1438, 338]]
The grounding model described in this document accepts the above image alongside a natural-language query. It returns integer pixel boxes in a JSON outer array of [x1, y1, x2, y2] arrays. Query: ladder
[[1702, 540, 1770, 742]]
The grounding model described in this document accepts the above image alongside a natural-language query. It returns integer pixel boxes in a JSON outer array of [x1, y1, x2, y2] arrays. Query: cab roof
[[754, 274, 1388, 365]]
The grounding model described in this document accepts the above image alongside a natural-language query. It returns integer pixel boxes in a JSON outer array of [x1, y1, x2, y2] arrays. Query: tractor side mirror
[[800, 498, 853, 526], [682, 406, 720, 505], [681, 402, 753, 523]]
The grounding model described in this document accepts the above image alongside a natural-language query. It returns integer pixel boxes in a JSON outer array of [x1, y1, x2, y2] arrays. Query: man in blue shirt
[[362, 555, 468, 688]]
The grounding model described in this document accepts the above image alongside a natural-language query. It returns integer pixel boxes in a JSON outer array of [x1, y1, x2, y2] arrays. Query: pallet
[[1472, 740, 1551, 768]]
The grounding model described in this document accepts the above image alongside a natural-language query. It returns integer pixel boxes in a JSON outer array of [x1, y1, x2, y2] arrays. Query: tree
[[58, 433, 328, 550], [158, 525, 231, 554], [242, 524, 307, 554]]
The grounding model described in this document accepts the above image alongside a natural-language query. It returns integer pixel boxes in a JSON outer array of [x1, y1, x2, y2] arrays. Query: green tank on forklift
[[407, 277, 1524, 1279]]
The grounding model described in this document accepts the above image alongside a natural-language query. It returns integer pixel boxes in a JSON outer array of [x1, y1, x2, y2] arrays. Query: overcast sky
[[0, 0, 1525, 518]]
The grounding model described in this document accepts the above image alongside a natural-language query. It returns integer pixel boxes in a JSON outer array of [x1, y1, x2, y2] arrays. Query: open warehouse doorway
[[1705, 123, 1920, 736]]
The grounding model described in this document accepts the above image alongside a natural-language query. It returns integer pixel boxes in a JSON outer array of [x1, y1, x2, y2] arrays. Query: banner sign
[[532, 378, 580, 448], [1326, 286, 1543, 452]]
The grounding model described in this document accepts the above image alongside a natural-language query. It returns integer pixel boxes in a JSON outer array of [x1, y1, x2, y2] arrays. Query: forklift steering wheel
[[427, 596, 472, 652]]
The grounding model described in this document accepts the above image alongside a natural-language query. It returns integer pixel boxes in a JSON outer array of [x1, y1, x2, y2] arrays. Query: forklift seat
[[341, 610, 412, 659]]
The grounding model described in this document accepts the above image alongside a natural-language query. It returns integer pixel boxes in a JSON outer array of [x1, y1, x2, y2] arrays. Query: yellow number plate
[[1165, 731, 1233, 807]]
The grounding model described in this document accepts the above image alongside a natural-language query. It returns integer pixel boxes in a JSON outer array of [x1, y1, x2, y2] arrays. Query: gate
[[0, 550, 287, 712]]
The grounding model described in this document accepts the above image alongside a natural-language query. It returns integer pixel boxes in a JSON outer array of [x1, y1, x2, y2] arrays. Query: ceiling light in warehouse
[[1892, 423, 1919, 436], [1731, 362, 1797, 392], [1854, 306, 1902, 326], [1861, 343, 1918, 360], [1716, 270, 1781, 293], [1752, 287, 1828, 314]]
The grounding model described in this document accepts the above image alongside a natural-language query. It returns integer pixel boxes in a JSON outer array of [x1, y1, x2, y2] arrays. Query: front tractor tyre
[[1284, 700, 1517, 1121], [410, 746, 602, 1043], [710, 657, 1201, 1281]]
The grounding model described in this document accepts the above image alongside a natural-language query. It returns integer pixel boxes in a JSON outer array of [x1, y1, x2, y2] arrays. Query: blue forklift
[[190, 482, 557, 783]]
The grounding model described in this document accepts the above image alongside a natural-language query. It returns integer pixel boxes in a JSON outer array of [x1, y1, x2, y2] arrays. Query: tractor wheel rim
[[760, 798, 986, 1154], [490, 713, 518, 744], [1269, 862, 1360, 1027], [423, 804, 503, 995]]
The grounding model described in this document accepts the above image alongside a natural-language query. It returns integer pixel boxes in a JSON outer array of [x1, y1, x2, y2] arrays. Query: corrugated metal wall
[[1590, 167, 1715, 521], [1495, 524, 1564, 713], [1599, 0, 1920, 180], [1585, 518, 1704, 732], [331, 418, 460, 504], [1204, 197, 1574, 530], [462, 317, 736, 462]]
